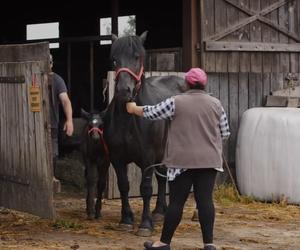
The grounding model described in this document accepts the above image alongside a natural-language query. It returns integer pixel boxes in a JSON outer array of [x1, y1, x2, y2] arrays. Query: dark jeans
[[160, 168, 217, 244], [51, 128, 59, 177], [51, 128, 59, 158]]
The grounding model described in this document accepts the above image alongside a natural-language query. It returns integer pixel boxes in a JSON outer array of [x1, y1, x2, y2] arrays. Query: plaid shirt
[[143, 97, 230, 181]]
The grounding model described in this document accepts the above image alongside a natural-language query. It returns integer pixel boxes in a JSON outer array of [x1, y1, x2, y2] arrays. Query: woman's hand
[[126, 102, 137, 114], [126, 102, 144, 116]]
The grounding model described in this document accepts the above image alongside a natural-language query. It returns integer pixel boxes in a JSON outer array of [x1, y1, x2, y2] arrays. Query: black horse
[[103, 31, 186, 236], [80, 109, 110, 219]]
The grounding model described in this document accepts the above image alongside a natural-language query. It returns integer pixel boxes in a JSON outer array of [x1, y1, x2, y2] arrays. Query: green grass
[[214, 184, 257, 206], [52, 219, 83, 230]]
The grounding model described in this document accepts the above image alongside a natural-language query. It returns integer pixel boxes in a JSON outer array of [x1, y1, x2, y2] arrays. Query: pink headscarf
[[185, 68, 207, 86]]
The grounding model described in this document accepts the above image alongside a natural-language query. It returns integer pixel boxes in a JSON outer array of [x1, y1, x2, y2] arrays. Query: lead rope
[[143, 163, 167, 178], [222, 153, 241, 199]]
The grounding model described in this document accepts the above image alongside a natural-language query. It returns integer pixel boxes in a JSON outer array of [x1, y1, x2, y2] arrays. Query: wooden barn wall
[[205, 72, 300, 168], [197, 0, 300, 174], [202, 0, 300, 73]]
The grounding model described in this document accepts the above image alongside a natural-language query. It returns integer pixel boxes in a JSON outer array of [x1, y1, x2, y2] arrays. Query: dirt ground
[[1, 185, 300, 250]]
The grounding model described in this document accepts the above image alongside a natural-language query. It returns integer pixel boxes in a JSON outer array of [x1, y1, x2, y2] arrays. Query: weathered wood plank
[[239, 0, 250, 72], [249, 73, 263, 107], [261, 0, 273, 72], [0, 43, 54, 218], [204, 0, 216, 72], [262, 73, 271, 105], [228, 73, 239, 164], [271, 73, 284, 92], [250, 0, 262, 73], [289, 1, 299, 73], [219, 73, 229, 165], [215, 0, 228, 72], [205, 41, 300, 52], [270, 0, 280, 73], [208, 73, 220, 98], [279, 3, 290, 72], [298, 0, 300, 72], [238, 73, 248, 119], [226, 0, 240, 72]]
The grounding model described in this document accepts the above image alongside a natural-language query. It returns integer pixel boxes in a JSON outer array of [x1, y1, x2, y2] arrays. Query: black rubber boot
[[144, 241, 170, 250]]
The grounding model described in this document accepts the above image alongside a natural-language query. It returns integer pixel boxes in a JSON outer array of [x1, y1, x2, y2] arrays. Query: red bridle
[[115, 63, 144, 91], [88, 127, 109, 159]]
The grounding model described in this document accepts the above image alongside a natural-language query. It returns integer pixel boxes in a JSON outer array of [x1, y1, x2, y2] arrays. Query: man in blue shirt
[[49, 54, 73, 192]]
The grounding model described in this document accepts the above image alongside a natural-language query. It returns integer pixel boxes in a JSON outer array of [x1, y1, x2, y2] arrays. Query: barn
[[0, 0, 299, 218]]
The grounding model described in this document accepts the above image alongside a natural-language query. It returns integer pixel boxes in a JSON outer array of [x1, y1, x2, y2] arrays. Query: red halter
[[88, 127, 109, 158], [115, 63, 144, 91]]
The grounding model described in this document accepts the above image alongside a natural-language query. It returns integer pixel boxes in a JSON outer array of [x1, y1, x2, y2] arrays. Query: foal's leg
[[137, 166, 154, 236], [95, 159, 110, 219], [85, 162, 98, 219], [113, 161, 134, 229]]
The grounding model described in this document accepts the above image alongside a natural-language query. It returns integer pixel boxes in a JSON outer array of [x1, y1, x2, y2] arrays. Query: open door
[[0, 42, 54, 218]]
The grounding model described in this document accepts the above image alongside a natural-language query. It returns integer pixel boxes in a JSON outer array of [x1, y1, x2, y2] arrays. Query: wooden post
[[67, 43, 71, 96], [182, 0, 200, 71], [111, 0, 119, 36]]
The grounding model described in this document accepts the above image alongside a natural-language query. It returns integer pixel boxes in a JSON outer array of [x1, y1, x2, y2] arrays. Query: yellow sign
[[29, 85, 41, 112]]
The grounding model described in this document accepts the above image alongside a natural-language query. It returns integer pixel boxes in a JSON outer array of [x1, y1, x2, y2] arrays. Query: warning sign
[[29, 85, 41, 112]]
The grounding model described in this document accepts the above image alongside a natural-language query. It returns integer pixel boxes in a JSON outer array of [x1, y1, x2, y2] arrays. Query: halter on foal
[[81, 109, 109, 219]]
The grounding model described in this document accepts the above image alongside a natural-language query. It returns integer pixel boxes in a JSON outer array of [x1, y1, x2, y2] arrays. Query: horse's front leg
[[137, 166, 154, 237], [95, 159, 110, 219], [152, 167, 168, 222], [113, 162, 134, 230]]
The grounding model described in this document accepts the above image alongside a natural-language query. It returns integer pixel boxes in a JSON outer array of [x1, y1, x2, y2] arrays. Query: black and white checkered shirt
[[143, 97, 230, 181]]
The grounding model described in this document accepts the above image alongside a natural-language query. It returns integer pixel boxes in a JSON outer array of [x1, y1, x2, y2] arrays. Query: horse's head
[[81, 108, 105, 141], [110, 31, 148, 103]]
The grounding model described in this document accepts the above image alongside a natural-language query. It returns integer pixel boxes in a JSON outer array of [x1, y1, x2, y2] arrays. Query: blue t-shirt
[[50, 72, 68, 129]]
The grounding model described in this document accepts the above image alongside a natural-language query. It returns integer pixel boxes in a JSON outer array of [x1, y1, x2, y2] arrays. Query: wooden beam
[[182, 0, 199, 70], [206, 15, 257, 41], [24, 35, 112, 44], [205, 41, 300, 52], [207, 0, 296, 41], [224, 0, 294, 17], [258, 16, 300, 42]]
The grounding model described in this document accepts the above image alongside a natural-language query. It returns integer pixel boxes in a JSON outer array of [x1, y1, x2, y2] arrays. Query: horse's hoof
[[136, 227, 152, 237], [87, 215, 94, 220], [95, 213, 102, 219], [118, 223, 134, 231], [152, 213, 164, 223], [191, 210, 198, 221]]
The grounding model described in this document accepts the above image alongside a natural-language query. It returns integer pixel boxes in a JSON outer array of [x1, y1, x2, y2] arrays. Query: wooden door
[[201, 0, 300, 73], [0, 42, 54, 218]]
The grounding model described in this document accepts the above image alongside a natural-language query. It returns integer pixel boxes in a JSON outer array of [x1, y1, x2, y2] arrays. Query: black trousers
[[160, 168, 217, 244]]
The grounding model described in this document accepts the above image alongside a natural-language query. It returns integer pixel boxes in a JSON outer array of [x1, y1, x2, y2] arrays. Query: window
[[100, 15, 136, 45], [26, 22, 59, 49]]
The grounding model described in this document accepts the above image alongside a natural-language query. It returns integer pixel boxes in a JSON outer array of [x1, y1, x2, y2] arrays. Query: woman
[[126, 68, 230, 250]]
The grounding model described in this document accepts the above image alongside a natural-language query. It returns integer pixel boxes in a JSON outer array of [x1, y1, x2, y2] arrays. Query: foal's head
[[81, 109, 104, 141]]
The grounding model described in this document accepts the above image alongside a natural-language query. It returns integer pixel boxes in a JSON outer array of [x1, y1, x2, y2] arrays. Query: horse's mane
[[110, 35, 146, 59]]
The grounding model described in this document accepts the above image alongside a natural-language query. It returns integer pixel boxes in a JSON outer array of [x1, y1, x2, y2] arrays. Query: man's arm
[[59, 92, 74, 136]]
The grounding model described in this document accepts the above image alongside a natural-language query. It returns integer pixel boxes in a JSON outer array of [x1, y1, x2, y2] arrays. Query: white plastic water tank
[[236, 107, 300, 204]]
